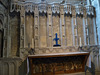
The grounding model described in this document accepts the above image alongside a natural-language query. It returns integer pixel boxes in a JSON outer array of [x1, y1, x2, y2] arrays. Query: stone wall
[[9, 0, 98, 57], [0, 0, 100, 75], [9, 12, 20, 57]]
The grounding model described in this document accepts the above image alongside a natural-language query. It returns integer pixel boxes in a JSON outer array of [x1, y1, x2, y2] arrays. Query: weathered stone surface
[[10, 14, 20, 57], [39, 14, 47, 47], [77, 16, 85, 46], [65, 16, 73, 46], [87, 17, 95, 45], [25, 14, 34, 48], [52, 15, 60, 45]]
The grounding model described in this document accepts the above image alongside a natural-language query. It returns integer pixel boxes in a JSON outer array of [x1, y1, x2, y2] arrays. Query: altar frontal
[[28, 52, 90, 75]]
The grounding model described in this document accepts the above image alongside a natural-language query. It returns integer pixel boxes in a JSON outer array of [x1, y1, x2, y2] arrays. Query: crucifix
[[53, 33, 61, 47]]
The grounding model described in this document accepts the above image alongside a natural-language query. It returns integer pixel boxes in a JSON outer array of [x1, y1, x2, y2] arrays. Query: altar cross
[[53, 33, 61, 46]]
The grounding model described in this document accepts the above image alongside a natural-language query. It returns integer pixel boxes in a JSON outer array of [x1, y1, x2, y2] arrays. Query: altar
[[28, 52, 90, 75]]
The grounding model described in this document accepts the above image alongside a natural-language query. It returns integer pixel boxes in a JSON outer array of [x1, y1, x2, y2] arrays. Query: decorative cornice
[[10, 1, 95, 18]]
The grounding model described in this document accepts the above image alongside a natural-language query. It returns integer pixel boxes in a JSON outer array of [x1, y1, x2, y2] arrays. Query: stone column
[[74, 18, 78, 46], [7, 13, 12, 57], [47, 5, 53, 48], [60, 6, 66, 48], [87, 16, 96, 45], [71, 17, 75, 46], [83, 18, 86, 45], [85, 18, 89, 45], [93, 17, 97, 45], [34, 5, 39, 49], [20, 5, 25, 57], [72, 6, 77, 46], [83, 7, 87, 46], [3, 14, 8, 57]]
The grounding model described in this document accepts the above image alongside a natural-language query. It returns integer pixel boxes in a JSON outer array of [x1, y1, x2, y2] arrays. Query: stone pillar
[[72, 6, 77, 46], [60, 6, 66, 48], [20, 5, 25, 57], [93, 17, 97, 45], [85, 18, 89, 45], [47, 5, 53, 48], [83, 7, 87, 46], [83, 18, 86, 45], [87, 16, 95, 45], [71, 17, 75, 46], [34, 5, 39, 49], [73, 18, 78, 46], [3, 14, 8, 57]]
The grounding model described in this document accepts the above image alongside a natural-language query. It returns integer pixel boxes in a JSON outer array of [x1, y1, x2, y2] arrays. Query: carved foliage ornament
[[64, 4, 72, 14], [10, 1, 95, 17], [75, 5, 83, 15], [86, 6, 94, 15]]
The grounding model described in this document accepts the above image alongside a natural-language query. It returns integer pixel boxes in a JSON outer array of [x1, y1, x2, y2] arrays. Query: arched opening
[[0, 20, 3, 57]]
